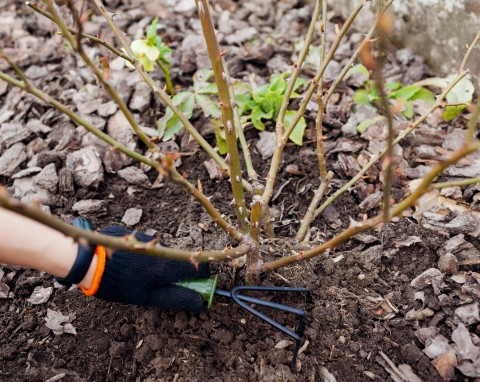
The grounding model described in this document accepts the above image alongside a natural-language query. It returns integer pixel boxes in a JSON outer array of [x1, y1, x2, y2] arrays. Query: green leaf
[[196, 82, 218, 94], [157, 117, 168, 138], [251, 106, 273, 130], [212, 120, 228, 155], [155, 37, 172, 63], [284, 111, 306, 145], [385, 81, 402, 91], [292, 76, 307, 92], [410, 87, 435, 103], [253, 83, 269, 100], [269, 74, 287, 93], [443, 105, 466, 121], [356, 115, 385, 133], [389, 85, 433, 102], [177, 93, 195, 117], [271, 93, 284, 117], [389, 85, 419, 100], [236, 92, 253, 115], [401, 101, 414, 119], [158, 92, 195, 140], [193, 69, 218, 94], [233, 81, 252, 95], [161, 117, 183, 141], [195, 94, 221, 118], [193, 69, 215, 92], [146, 18, 158, 43], [139, 56, 155, 72], [441, 76, 474, 120], [345, 64, 370, 83], [235, 93, 252, 115], [353, 89, 371, 105]]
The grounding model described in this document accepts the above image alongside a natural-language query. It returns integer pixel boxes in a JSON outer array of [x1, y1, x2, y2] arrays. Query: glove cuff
[[80, 245, 107, 296], [55, 218, 96, 287]]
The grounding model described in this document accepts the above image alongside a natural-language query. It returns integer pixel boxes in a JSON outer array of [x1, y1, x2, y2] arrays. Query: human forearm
[[0, 207, 95, 288]]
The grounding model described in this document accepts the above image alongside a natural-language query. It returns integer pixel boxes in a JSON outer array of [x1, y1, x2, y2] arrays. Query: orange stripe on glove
[[80, 245, 107, 296]]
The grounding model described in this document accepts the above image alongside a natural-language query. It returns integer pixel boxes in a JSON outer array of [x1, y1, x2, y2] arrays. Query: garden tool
[[175, 275, 312, 370]]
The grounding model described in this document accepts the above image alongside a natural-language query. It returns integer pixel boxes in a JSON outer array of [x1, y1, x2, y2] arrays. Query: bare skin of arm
[[0, 207, 96, 289]]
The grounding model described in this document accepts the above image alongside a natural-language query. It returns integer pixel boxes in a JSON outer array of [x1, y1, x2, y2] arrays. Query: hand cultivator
[[176, 276, 312, 370]]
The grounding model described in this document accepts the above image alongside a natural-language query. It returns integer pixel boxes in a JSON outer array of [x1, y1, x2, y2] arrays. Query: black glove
[[57, 219, 210, 312], [93, 225, 210, 313]]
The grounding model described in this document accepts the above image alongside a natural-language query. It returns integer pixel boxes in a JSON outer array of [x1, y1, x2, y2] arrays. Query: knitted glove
[[82, 225, 209, 313]]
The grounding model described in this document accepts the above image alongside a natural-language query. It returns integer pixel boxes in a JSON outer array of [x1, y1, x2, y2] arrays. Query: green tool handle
[[174, 274, 219, 309]]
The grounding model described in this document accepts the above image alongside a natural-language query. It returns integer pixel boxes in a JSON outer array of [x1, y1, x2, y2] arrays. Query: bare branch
[[195, 0, 248, 231], [323, 0, 394, 105], [372, 33, 395, 220], [90, 0, 253, 193], [295, 171, 333, 243], [460, 31, 480, 72], [0, 188, 250, 263], [262, 3, 365, 207], [276, 0, 322, 133], [263, 140, 480, 271], [0, 70, 242, 241], [466, 98, 480, 143], [314, 70, 468, 218], [27, 1, 132, 61], [42, 0, 157, 151]]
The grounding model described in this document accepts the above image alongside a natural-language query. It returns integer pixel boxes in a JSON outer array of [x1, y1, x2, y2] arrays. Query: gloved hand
[[90, 225, 210, 313], [55, 220, 210, 313]]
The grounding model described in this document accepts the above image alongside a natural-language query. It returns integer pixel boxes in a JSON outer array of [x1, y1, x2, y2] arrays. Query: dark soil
[[1, 0, 479, 381], [1, 147, 464, 382], [1, 149, 444, 382]]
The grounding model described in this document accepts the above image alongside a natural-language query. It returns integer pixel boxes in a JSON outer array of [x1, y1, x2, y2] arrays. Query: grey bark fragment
[[0, 142, 27, 176], [66, 147, 104, 188]]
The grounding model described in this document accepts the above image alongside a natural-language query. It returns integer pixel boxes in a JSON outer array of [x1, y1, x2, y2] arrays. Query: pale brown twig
[[227, 71, 258, 180], [0, 48, 30, 85], [460, 32, 480, 72], [195, 0, 248, 231], [0, 187, 250, 263], [323, 0, 394, 105], [372, 36, 395, 220], [262, 3, 365, 207], [90, 0, 253, 193], [466, 98, 480, 143], [263, 140, 480, 271], [295, 171, 333, 243], [315, 0, 328, 179], [27, 1, 132, 61], [316, 93, 327, 178], [246, 196, 263, 284], [42, 0, 156, 151], [314, 70, 468, 218], [432, 177, 480, 189], [276, 0, 322, 134], [0, 69, 243, 242]]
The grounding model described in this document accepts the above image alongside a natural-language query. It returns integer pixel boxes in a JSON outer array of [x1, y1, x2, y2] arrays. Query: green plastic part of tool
[[174, 274, 219, 309]]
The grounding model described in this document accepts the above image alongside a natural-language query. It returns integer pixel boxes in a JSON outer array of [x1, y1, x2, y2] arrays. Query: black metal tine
[[230, 288, 302, 342], [234, 286, 311, 295], [215, 286, 311, 372], [291, 340, 302, 371], [229, 287, 307, 372], [216, 287, 310, 335], [216, 289, 305, 316], [214, 289, 232, 299]]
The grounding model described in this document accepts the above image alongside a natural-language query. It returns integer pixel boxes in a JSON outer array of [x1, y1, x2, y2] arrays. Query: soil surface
[[1, 0, 480, 381]]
